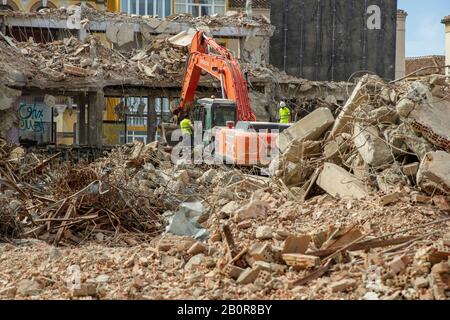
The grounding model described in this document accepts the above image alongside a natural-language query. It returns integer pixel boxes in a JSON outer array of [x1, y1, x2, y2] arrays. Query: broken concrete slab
[[234, 200, 269, 222], [236, 267, 260, 285], [105, 24, 119, 44], [278, 107, 335, 153], [317, 163, 370, 200], [379, 192, 401, 206], [390, 123, 434, 161], [145, 17, 162, 29], [396, 98, 416, 118], [376, 165, 405, 193], [106, 23, 135, 46], [219, 201, 240, 218], [255, 226, 273, 240], [155, 20, 171, 33], [330, 279, 357, 292], [168, 29, 196, 47], [402, 162, 420, 177], [350, 154, 372, 183], [329, 77, 369, 138], [417, 151, 450, 195], [353, 123, 393, 167], [283, 140, 322, 162], [0, 85, 21, 111], [407, 95, 450, 150]]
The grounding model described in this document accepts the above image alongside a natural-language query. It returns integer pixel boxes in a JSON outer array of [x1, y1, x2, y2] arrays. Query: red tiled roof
[[229, 0, 271, 9], [405, 55, 445, 76]]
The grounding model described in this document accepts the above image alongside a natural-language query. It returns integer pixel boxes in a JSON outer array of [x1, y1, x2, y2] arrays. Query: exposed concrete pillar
[[246, 0, 253, 18], [442, 16, 450, 76], [88, 91, 104, 148], [395, 10, 408, 79], [147, 96, 157, 143], [77, 94, 87, 145]]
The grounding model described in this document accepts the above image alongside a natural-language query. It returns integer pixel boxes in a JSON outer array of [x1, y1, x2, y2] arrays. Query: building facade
[[270, 0, 398, 82], [443, 15, 450, 76], [106, 0, 228, 18], [0, 0, 104, 11]]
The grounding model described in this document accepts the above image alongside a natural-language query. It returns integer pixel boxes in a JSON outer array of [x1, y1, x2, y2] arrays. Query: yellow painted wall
[[108, 0, 229, 14], [106, 97, 120, 121], [7, 0, 103, 12], [55, 108, 78, 145]]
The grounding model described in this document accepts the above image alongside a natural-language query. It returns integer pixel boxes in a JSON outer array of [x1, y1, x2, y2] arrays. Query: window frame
[[121, 0, 171, 18], [174, 0, 226, 17]]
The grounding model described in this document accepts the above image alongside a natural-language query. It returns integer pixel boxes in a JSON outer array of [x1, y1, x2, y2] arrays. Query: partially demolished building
[[0, 5, 349, 149]]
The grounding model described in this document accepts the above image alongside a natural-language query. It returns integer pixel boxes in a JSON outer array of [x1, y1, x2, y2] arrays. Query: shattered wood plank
[[292, 260, 332, 287], [63, 64, 89, 77], [19, 152, 61, 179], [229, 246, 249, 269], [307, 236, 417, 258], [301, 168, 321, 202], [0, 167, 29, 200], [221, 224, 239, 259], [53, 202, 75, 246], [282, 235, 311, 254], [282, 254, 320, 270], [41, 68, 65, 81], [382, 231, 439, 254], [323, 234, 367, 262], [325, 227, 363, 250]]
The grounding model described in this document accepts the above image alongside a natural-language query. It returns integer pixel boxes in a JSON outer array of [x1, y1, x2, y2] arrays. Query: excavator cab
[[190, 98, 237, 131]]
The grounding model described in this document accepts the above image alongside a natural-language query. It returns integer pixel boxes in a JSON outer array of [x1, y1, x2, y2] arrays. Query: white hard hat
[[280, 101, 286, 108]]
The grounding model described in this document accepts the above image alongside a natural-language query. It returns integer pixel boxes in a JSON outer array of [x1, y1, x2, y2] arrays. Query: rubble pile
[[0, 141, 204, 246], [1, 163, 450, 299], [0, 5, 272, 34], [15, 36, 160, 83], [126, 39, 188, 80], [271, 74, 450, 204], [166, 12, 272, 30]]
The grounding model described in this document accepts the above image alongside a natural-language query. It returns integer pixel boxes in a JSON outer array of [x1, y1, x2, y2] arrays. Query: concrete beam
[[87, 91, 104, 148], [147, 96, 156, 143], [317, 162, 370, 200], [2, 16, 273, 38], [77, 94, 87, 145]]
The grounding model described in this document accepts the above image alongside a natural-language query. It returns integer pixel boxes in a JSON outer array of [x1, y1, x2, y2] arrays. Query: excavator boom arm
[[174, 31, 256, 122]]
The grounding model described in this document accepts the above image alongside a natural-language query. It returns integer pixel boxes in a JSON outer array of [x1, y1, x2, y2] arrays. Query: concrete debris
[[255, 226, 273, 240], [1, 6, 450, 301], [317, 163, 369, 200], [166, 201, 209, 240], [234, 200, 269, 222], [330, 279, 357, 293], [417, 151, 450, 195], [278, 107, 334, 153], [0, 85, 21, 111], [353, 123, 393, 167], [168, 29, 196, 47]]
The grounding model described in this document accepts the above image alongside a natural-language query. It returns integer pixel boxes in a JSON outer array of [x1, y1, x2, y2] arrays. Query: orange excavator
[[172, 31, 290, 166]]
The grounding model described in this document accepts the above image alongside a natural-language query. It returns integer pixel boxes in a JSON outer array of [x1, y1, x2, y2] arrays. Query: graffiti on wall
[[18, 103, 46, 133]]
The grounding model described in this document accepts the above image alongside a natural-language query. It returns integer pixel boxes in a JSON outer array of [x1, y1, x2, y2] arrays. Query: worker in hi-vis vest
[[279, 101, 291, 124], [180, 118, 193, 135]]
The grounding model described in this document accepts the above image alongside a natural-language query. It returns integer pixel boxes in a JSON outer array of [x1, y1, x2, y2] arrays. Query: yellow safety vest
[[279, 107, 291, 124], [180, 118, 193, 135]]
